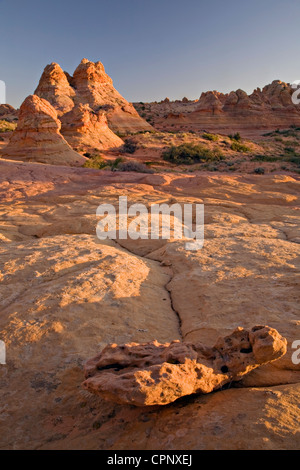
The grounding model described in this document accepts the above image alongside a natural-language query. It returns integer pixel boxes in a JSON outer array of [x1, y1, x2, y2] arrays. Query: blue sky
[[1, 0, 299, 108]]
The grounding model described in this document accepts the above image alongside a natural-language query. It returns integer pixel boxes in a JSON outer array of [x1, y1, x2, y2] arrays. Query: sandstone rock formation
[[33, 62, 76, 115], [0, 104, 18, 121], [35, 59, 153, 135], [1, 95, 86, 166], [134, 80, 300, 137], [60, 103, 123, 152], [83, 326, 287, 406], [0, 160, 299, 449]]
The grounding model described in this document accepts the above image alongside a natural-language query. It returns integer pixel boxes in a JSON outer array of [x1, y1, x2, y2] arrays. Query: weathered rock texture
[[83, 326, 287, 406], [0, 104, 18, 121], [35, 59, 153, 135], [1, 95, 86, 166], [0, 160, 299, 449], [60, 103, 123, 152], [134, 80, 300, 137]]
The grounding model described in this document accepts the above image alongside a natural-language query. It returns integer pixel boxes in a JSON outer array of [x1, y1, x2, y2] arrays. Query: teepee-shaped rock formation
[[1, 95, 86, 167], [35, 58, 153, 134], [60, 103, 124, 152]]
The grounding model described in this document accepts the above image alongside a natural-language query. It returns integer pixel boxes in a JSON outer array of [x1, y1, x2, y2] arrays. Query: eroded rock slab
[[83, 326, 287, 406]]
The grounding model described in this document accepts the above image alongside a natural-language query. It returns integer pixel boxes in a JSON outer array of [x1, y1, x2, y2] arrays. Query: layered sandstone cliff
[[134, 80, 300, 137]]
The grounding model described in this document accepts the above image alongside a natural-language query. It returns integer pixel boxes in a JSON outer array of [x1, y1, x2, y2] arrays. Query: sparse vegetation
[[111, 157, 125, 170], [254, 167, 265, 174], [202, 132, 219, 142], [252, 155, 280, 162], [228, 132, 241, 142], [121, 138, 138, 154], [162, 143, 224, 164], [0, 120, 17, 133], [118, 160, 154, 173], [83, 155, 107, 169], [230, 141, 250, 152]]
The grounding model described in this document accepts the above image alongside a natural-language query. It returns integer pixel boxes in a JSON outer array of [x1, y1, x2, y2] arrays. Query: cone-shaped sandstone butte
[[35, 59, 153, 134], [83, 325, 287, 406], [1, 95, 86, 167], [60, 103, 124, 152]]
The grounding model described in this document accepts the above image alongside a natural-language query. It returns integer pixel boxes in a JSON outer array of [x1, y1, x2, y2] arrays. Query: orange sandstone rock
[[35, 58, 153, 135], [1, 95, 86, 166], [60, 103, 123, 152], [83, 325, 287, 406]]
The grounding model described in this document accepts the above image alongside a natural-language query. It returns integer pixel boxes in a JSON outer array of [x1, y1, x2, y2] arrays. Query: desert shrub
[[0, 120, 16, 133], [288, 155, 300, 165], [110, 157, 125, 170], [121, 138, 138, 154], [228, 132, 241, 141], [252, 155, 280, 162], [230, 141, 250, 152], [284, 146, 296, 155], [202, 132, 218, 142], [118, 160, 154, 173], [83, 155, 107, 169], [263, 128, 300, 138], [162, 143, 224, 164], [254, 167, 265, 174]]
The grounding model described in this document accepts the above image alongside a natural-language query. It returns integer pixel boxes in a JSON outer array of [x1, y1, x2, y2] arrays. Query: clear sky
[[1, 0, 299, 108]]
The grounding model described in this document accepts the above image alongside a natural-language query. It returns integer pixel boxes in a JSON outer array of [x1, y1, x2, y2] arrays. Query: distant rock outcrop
[[35, 58, 153, 135], [134, 80, 300, 137], [83, 325, 287, 406], [1, 95, 86, 166], [0, 104, 18, 121]]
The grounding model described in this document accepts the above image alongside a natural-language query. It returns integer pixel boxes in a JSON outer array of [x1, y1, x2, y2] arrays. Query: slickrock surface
[[35, 59, 153, 135], [0, 160, 299, 449], [83, 326, 287, 406], [134, 80, 300, 137], [0, 95, 86, 166]]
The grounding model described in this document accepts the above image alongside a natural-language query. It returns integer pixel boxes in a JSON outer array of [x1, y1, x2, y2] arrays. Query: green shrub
[[252, 155, 280, 162], [162, 143, 223, 164], [284, 146, 296, 155], [231, 141, 250, 152], [202, 132, 218, 142], [121, 138, 138, 154], [0, 120, 16, 133], [83, 155, 107, 169], [254, 167, 265, 174], [118, 160, 154, 173], [228, 132, 241, 141], [288, 155, 300, 165], [111, 157, 125, 170]]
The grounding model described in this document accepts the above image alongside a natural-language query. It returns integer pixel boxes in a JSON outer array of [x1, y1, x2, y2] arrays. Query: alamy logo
[[0, 80, 6, 105], [291, 80, 300, 105], [0, 340, 6, 365], [291, 340, 300, 365], [96, 196, 204, 251]]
